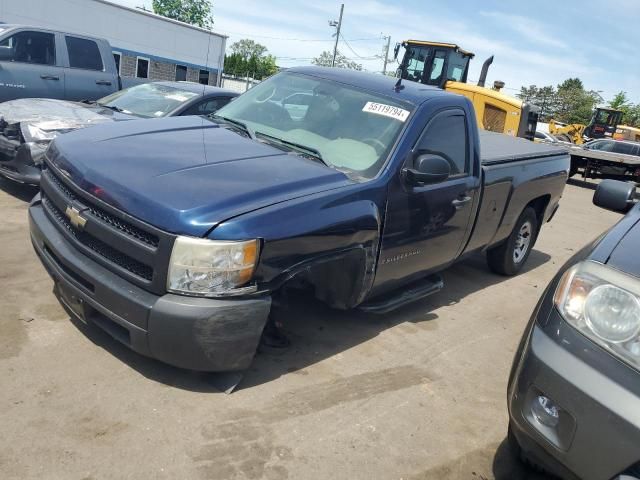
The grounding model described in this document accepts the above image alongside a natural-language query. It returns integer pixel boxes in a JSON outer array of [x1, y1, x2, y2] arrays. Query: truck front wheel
[[487, 207, 538, 276]]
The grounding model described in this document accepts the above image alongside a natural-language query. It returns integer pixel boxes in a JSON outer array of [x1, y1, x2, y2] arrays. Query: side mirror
[[404, 153, 451, 185], [593, 179, 636, 213], [0, 45, 14, 62]]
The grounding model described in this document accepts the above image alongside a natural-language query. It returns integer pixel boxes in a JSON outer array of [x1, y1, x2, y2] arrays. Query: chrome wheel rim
[[513, 221, 532, 263]]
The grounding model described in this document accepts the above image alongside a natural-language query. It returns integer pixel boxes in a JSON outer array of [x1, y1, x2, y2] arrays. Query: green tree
[[554, 78, 602, 124], [625, 104, 640, 127], [152, 0, 214, 28], [609, 91, 630, 111], [223, 46, 278, 80], [516, 85, 556, 120], [230, 39, 267, 61], [256, 55, 278, 79], [312, 50, 362, 70], [517, 85, 539, 103]]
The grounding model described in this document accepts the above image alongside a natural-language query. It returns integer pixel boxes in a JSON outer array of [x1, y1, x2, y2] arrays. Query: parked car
[[508, 179, 640, 480], [570, 138, 640, 180], [534, 130, 560, 144], [0, 24, 136, 102], [0, 81, 238, 184], [29, 67, 569, 375]]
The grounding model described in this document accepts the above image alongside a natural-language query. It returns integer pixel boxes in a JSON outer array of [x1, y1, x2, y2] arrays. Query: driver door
[[375, 109, 480, 291]]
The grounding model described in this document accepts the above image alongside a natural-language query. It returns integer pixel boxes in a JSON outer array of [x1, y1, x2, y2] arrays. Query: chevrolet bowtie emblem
[[65, 206, 87, 230]]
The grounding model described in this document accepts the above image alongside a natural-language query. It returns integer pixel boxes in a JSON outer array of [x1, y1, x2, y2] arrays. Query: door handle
[[95, 80, 112, 86], [40, 74, 59, 80], [451, 196, 472, 210]]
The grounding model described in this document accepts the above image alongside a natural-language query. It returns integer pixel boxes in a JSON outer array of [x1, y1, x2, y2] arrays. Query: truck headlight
[[554, 261, 640, 366], [167, 237, 259, 296]]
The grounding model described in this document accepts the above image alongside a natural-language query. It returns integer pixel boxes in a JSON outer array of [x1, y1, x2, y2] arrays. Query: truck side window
[[417, 111, 468, 175], [0, 31, 55, 65], [65, 36, 103, 71]]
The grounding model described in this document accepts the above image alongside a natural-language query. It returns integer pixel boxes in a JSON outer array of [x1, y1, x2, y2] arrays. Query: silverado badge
[[65, 206, 87, 230]]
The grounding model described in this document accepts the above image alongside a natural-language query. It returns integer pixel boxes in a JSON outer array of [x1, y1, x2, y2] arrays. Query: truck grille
[[40, 161, 174, 294], [42, 195, 153, 281], [43, 168, 159, 248]]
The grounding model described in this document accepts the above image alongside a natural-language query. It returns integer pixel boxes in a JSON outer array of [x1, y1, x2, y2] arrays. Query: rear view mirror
[[0, 45, 14, 62], [593, 179, 636, 213], [393, 43, 401, 60], [404, 153, 451, 185]]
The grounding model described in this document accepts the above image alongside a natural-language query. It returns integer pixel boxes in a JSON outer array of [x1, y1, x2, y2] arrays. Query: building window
[[175, 64, 187, 82], [199, 69, 209, 85], [65, 36, 103, 71], [113, 52, 121, 75], [136, 57, 149, 79]]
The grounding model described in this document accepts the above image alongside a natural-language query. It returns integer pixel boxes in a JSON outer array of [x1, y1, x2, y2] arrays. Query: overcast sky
[[113, 0, 639, 103]]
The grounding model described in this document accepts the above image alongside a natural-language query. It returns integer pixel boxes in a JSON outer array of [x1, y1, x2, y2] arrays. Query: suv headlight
[[167, 237, 259, 296], [554, 260, 640, 367]]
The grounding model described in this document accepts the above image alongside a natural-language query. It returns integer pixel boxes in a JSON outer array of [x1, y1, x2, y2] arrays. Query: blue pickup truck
[[29, 67, 569, 375]]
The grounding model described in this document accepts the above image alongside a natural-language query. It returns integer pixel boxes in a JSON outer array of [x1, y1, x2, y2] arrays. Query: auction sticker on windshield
[[362, 102, 410, 122]]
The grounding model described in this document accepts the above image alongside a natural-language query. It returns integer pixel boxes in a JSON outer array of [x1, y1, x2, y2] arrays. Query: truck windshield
[[214, 72, 413, 178], [97, 83, 199, 118]]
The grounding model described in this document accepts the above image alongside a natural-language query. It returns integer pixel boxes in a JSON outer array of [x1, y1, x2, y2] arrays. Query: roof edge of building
[[94, 0, 228, 39]]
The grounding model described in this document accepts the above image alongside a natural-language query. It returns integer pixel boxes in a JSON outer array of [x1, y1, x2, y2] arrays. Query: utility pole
[[382, 35, 391, 75], [329, 4, 344, 67]]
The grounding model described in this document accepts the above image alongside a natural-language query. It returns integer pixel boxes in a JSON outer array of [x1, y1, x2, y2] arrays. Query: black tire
[[487, 207, 538, 276]]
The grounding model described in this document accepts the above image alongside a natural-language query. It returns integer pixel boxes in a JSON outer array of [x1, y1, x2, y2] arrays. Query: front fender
[[211, 184, 386, 309]]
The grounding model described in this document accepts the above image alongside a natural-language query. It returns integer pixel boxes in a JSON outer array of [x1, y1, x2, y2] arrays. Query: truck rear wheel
[[487, 207, 538, 276]]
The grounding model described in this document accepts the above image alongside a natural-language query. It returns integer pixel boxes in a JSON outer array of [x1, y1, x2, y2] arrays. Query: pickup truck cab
[[29, 67, 569, 374], [0, 25, 121, 102]]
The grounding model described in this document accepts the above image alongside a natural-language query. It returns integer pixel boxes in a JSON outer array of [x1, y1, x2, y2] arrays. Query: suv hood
[[0, 98, 134, 143], [48, 116, 353, 236], [605, 212, 640, 278]]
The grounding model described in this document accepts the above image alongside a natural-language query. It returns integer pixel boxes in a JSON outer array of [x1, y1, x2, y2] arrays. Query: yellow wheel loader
[[548, 120, 586, 144], [394, 40, 538, 140]]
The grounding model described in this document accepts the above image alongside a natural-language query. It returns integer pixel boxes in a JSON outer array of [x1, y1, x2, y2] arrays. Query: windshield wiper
[[255, 132, 327, 165], [211, 114, 256, 140], [99, 104, 125, 113]]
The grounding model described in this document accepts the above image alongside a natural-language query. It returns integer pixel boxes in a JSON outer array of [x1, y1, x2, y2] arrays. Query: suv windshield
[[97, 83, 199, 118], [214, 71, 413, 178]]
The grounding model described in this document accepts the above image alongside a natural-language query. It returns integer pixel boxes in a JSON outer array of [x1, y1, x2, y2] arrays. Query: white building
[[0, 0, 227, 86]]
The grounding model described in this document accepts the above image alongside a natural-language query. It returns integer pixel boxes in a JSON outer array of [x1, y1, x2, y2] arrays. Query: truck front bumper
[[508, 313, 640, 480], [29, 200, 271, 372], [0, 140, 43, 185]]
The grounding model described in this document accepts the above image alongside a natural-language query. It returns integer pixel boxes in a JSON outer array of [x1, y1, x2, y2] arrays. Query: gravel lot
[[0, 177, 621, 480]]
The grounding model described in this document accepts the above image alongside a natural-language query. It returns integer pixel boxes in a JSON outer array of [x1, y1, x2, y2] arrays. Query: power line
[[339, 33, 380, 60], [217, 29, 381, 43]]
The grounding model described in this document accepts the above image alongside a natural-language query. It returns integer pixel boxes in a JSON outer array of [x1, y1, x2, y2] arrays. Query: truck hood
[[48, 116, 353, 236]]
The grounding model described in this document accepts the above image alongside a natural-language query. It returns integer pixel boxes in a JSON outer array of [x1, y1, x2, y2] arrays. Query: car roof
[[151, 81, 238, 97], [285, 66, 451, 106]]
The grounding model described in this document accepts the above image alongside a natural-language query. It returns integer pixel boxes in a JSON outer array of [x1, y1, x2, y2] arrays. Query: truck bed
[[480, 130, 568, 165]]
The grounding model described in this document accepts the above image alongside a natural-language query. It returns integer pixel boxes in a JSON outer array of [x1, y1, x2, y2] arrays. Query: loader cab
[[395, 40, 537, 141], [585, 107, 623, 139], [396, 40, 473, 89]]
